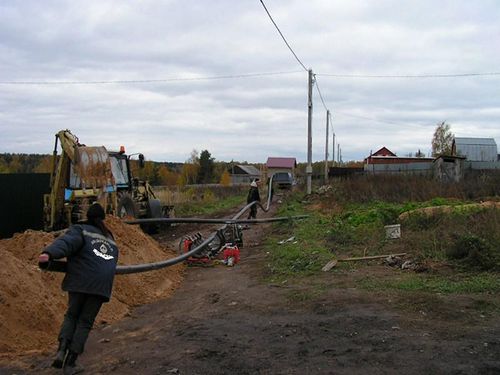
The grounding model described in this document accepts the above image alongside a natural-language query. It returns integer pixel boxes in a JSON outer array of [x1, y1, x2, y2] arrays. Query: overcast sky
[[1, 0, 499, 163]]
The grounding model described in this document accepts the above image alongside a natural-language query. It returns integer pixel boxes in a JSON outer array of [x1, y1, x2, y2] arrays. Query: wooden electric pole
[[324, 110, 329, 184], [332, 125, 335, 167], [306, 69, 313, 195]]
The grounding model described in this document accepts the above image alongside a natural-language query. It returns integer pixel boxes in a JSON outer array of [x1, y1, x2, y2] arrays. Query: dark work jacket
[[43, 224, 119, 301], [246, 186, 260, 204]]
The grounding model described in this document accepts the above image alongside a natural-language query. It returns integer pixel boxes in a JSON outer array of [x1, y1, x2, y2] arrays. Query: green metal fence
[[0, 173, 50, 238]]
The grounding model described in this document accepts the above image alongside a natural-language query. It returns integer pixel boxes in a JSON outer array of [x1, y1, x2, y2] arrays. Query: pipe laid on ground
[[43, 200, 299, 275], [115, 233, 218, 274], [43, 232, 218, 274], [117, 201, 275, 274], [124, 215, 308, 225]]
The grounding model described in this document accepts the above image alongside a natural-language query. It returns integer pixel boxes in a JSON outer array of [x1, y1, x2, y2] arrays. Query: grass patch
[[175, 194, 246, 217], [265, 194, 334, 281], [359, 273, 500, 294], [264, 182, 500, 286]]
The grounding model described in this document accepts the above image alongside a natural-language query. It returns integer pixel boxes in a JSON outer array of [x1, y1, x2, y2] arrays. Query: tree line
[[1, 122, 455, 184], [0, 150, 255, 187], [131, 149, 237, 186]]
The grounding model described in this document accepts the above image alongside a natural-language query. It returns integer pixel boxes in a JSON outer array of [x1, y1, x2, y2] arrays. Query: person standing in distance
[[246, 178, 261, 219], [39, 203, 118, 374]]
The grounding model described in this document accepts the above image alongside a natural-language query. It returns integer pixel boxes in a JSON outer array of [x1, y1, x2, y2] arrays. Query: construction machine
[[43, 130, 116, 231], [44, 130, 172, 233], [108, 148, 173, 232]]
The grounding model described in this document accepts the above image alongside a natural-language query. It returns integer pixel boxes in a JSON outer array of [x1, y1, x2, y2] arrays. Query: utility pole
[[332, 134, 335, 166], [306, 69, 313, 195], [337, 144, 340, 163], [324, 110, 329, 184], [331, 115, 335, 168]]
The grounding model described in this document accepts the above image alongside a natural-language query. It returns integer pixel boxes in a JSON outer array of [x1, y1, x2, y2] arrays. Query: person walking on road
[[38, 203, 119, 374], [246, 179, 261, 219]]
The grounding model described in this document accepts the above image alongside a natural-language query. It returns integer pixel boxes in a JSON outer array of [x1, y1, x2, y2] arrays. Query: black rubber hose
[[115, 232, 217, 274], [43, 232, 218, 274], [43, 200, 290, 275], [124, 215, 308, 225]]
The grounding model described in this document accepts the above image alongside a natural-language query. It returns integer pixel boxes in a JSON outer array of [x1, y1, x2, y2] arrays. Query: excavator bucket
[[74, 146, 115, 189]]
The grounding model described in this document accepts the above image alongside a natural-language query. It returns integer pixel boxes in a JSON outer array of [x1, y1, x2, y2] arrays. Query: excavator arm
[[45, 130, 80, 230], [44, 130, 115, 231]]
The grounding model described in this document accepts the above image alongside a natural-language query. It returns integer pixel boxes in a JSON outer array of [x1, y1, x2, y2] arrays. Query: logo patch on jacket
[[93, 244, 115, 260]]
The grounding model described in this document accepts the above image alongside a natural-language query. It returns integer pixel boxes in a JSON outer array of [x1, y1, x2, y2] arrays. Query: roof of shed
[[454, 137, 497, 146], [266, 157, 297, 169], [235, 165, 260, 175]]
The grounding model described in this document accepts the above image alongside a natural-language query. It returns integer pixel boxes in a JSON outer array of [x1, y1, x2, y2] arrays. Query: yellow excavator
[[44, 130, 169, 232], [43, 130, 117, 231]]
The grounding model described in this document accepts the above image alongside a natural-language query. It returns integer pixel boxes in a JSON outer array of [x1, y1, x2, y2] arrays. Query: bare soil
[[1, 203, 499, 374], [0, 216, 183, 359]]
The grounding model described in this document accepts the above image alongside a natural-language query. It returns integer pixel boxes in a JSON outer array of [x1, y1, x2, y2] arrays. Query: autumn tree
[[34, 155, 54, 173], [7, 155, 23, 173], [135, 160, 158, 184], [219, 170, 231, 186], [157, 164, 179, 186], [0, 158, 9, 173], [213, 161, 229, 182], [178, 149, 199, 186], [432, 121, 454, 156]]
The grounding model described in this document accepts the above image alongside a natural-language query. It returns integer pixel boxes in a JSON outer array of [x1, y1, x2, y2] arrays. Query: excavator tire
[[117, 193, 138, 219], [148, 198, 162, 219], [140, 198, 162, 234]]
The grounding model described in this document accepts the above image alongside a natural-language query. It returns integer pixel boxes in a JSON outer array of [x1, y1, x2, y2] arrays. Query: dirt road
[[2, 205, 499, 374]]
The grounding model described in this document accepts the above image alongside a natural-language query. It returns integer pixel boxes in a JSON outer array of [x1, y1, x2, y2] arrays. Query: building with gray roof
[[452, 137, 498, 162]]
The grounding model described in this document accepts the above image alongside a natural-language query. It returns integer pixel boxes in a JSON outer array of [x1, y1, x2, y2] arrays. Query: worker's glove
[[38, 253, 50, 269]]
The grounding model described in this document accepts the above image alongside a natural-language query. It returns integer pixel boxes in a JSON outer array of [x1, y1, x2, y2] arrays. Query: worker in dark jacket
[[246, 179, 261, 219], [38, 203, 118, 374]]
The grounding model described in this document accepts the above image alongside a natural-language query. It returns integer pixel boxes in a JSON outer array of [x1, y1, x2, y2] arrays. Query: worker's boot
[[51, 339, 69, 368], [63, 351, 84, 375]]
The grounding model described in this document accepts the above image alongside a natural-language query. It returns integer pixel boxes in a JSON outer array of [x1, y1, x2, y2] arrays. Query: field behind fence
[[152, 184, 248, 206]]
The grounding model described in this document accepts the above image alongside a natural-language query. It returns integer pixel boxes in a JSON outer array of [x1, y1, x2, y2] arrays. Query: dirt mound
[[0, 216, 184, 357], [398, 201, 500, 221]]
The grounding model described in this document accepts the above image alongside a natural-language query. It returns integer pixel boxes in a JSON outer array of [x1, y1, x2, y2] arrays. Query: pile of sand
[[0, 216, 184, 356]]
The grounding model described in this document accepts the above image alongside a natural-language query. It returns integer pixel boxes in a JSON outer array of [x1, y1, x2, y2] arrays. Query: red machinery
[[179, 225, 243, 266]]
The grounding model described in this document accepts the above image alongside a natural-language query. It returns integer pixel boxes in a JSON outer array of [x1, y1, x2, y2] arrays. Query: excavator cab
[[107, 150, 168, 233]]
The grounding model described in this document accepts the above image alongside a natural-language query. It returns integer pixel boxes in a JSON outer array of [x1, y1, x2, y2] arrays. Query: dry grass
[[328, 171, 500, 205], [153, 184, 247, 205]]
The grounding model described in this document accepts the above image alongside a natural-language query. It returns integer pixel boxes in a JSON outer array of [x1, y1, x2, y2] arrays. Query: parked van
[[272, 172, 294, 189]]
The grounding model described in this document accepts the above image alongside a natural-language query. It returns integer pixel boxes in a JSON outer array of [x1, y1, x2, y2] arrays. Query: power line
[[316, 71, 500, 79], [0, 70, 303, 85], [259, 0, 308, 72], [313, 75, 329, 112], [6, 68, 496, 85]]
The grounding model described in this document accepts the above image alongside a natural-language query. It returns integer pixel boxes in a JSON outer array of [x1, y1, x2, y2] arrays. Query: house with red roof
[[266, 157, 297, 177], [364, 147, 433, 165]]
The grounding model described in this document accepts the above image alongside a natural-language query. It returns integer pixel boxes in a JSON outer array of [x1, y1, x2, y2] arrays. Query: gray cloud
[[1, 0, 499, 163]]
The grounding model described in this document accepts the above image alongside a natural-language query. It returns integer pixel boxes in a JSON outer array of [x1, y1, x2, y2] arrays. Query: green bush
[[340, 202, 402, 227], [447, 234, 497, 270]]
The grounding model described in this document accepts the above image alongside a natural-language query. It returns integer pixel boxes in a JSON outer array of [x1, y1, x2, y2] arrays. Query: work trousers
[[248, 204, 257, 219], [58, 292, 105, 354]]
